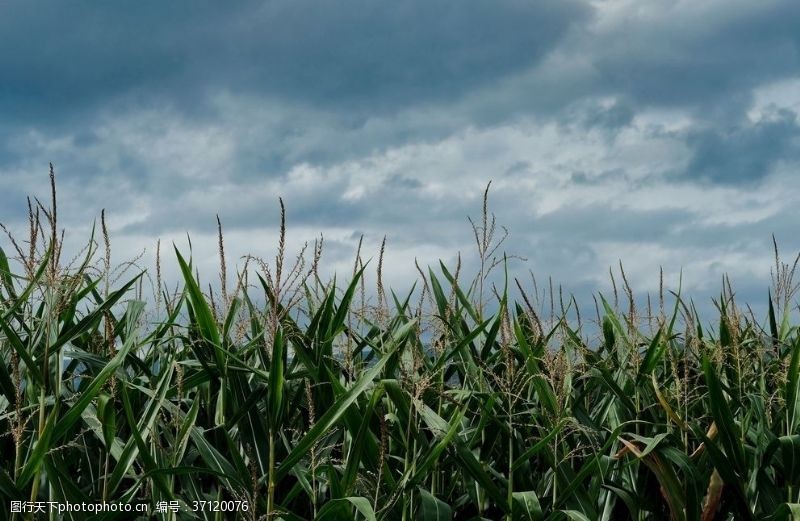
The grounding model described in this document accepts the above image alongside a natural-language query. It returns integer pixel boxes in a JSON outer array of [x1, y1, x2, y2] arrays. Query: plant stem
[[267, 427, 276, 519]]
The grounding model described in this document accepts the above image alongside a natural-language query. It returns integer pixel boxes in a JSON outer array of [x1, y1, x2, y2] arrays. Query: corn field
[[1, 174, 800, 520]]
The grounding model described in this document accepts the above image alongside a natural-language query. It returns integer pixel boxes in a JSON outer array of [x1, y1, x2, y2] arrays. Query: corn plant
[[0, 174, 799, 520]]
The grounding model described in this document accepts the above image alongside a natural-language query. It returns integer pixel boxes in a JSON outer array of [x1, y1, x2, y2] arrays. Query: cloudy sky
[[1, 0, 799, 323]]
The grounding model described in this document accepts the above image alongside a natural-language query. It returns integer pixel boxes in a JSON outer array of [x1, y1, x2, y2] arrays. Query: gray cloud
[[582, 101, 635, 131], [0, 0, 587, 123], [684, 109, 800, 183], [2, 0, 800, 326], [587, 2, 800, 113]]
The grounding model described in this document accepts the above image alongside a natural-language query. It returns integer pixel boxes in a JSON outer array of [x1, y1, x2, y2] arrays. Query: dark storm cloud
[[2, 1, 798, 133], [588, 2, 800, 113], [0, 0, 587, 122], [684, 109, 800, 183], [3, 0, 798, 183]]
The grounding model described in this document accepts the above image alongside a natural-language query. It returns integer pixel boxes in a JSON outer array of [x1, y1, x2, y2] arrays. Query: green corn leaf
[[107, 350, 175, 495], [175, 247, 223, 368], [637, 329, 663, 381], [51, 274, 142, 353], [763, 435, 800, 486], [96, 392, 116, 448], [16, 404, 58, 488], [557, 511, 592, 521], [315, 496, 377, 521], [0, 468, 22, 501], [439, 260, 480, 323], [173, 394, 201, 467], [617, 438, 686, 521], [512, 419, 568, 472], [52, 299, 145, 443], [343, 385, 384, 494], [512, 491, 543, 521], [268, 325, 286, 428], [601, 484, 639, 520], [769, 289, 779, 349], [0, 243, 50, 322], [764, 504, 800, 521], [696, 428, 753, 521], [420, 488, 453, 521], [406, 404, 466, 489], [702, 355, 746, 474], [276, 319, 415, 481], [0, 313, 43, 386], [787, 337, 800, 433], [189, 427, 243, 492], [0, 246, 16, 298], [452, 438, 509, 513]]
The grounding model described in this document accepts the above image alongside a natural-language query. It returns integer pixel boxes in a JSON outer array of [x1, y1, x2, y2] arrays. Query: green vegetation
[[1, 173, 800, 520]]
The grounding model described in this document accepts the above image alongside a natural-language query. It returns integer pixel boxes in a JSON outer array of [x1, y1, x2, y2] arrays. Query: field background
[[1, 176, 800, 521]]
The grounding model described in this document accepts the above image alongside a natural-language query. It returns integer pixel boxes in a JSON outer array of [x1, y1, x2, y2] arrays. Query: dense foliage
[[1, 177, 800, 520]]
